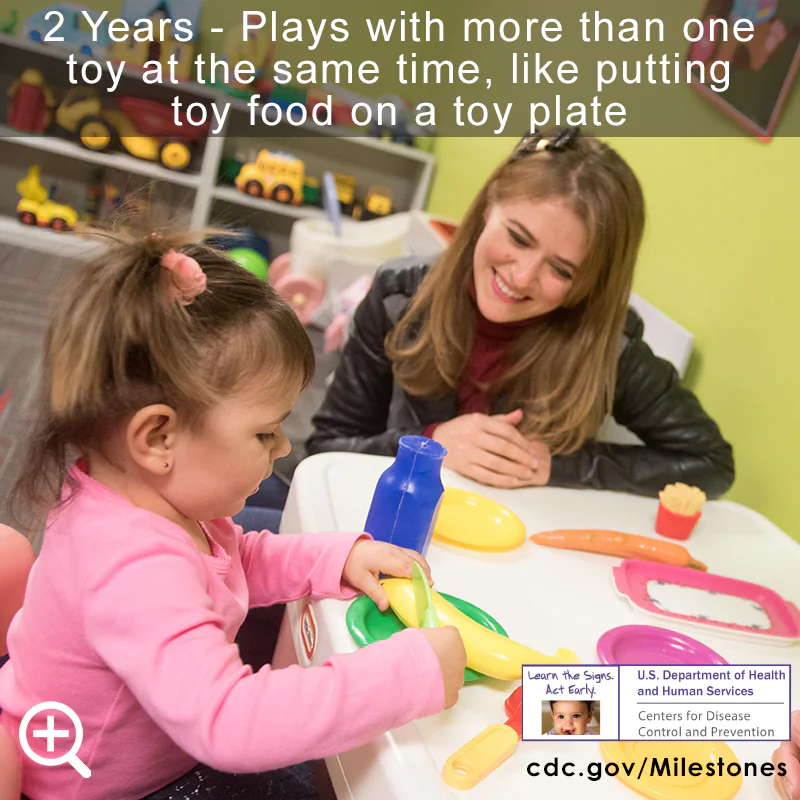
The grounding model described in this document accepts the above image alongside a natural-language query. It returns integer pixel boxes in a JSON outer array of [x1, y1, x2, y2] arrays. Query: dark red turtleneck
[[423, 281, 542, 437]]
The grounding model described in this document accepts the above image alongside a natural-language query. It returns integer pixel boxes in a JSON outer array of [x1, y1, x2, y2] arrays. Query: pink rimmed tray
[[613, 559, 800, 645]]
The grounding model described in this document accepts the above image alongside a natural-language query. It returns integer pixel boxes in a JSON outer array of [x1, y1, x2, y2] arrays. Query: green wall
[[427, 135, 800, 542]]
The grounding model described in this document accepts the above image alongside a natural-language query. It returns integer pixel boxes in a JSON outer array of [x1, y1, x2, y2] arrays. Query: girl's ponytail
[[9, 215, 314, 534]]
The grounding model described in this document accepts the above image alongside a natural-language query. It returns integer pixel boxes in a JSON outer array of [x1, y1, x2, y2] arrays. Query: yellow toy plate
[[600, 741, 742, 800], [433, 489, 526, 552]]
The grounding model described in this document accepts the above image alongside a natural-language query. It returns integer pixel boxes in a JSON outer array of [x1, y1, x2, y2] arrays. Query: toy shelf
[[0, 124, 202, 188], [0, 32, 437, 260], [0, 214, 99, 257], [211, 186, 326, 220]]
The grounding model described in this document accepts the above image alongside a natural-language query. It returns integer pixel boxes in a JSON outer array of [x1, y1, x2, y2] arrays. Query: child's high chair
[[0, 523, 36, 799]]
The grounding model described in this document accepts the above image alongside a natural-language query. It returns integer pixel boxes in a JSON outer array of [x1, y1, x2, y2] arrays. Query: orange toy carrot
[[530, 530, 707, 571]]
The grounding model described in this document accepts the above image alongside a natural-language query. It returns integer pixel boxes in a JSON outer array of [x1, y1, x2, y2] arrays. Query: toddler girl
[[0, 222, 466, 799]]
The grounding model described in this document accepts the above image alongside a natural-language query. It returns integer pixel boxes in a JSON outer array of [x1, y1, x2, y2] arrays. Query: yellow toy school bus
[[235, 150, 305, 206]]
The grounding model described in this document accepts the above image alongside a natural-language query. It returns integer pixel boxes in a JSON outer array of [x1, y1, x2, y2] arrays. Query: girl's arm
[[84, 532, 444, 774], [305, 269, 427, 457], [549, 328, 735, 499], [235, 526, 367, 607]]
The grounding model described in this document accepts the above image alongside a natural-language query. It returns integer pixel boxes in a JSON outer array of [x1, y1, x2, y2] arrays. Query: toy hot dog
[[530, 529, 707, 571]]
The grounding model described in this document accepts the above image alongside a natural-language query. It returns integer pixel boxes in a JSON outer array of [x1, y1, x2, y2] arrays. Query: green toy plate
[[346, 592, 509, 682]]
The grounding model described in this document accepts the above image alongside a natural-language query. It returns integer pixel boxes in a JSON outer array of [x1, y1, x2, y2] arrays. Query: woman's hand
[[524, 437, 552, 486], [342, 539, 432, 611], [432, 409, 550, 489], [773, 710, 800, 799]]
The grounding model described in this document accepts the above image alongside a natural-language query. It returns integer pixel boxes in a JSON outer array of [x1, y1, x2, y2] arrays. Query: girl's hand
[[774, 710, 800, 799], [432, 410, 541, 489], [343, 539, 432, 611]]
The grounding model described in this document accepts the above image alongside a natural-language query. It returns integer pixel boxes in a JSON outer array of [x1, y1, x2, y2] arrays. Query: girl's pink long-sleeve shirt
[[0, 466, 444, 800]]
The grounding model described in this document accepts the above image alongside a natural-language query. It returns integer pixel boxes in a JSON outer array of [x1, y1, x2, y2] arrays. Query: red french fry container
[[655, 503, 702, 540]]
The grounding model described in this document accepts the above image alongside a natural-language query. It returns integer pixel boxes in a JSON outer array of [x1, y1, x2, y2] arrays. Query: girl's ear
[[126, 404, 179, 476]]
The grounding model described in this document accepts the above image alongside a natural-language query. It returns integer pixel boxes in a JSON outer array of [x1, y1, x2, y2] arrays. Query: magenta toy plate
[[597, 624, 728, 666], [613, 559, 800, 645]]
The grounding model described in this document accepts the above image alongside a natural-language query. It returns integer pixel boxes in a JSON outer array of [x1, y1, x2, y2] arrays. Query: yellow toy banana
[[381, 578, 580, 680]]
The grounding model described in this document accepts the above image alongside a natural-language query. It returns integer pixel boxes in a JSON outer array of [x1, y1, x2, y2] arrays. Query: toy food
[[657, 482, 707, 540], [659, 483, 707, 515], [381, 578, 579, 679], [442, 685, 522, 790], [530, 529, 707, 570], [346, 592, 509, 683]]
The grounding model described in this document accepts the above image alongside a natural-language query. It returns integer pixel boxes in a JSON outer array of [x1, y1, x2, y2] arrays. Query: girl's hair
[[9, 216, 314, 532], [386, 128, 645, 455]]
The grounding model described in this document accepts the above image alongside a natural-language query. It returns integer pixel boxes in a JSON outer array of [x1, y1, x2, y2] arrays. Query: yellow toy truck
[[235, 150, 305, 206], [55, 88, 207, 172], [16, 165, 79, 231], [355, 185, 392, 221]]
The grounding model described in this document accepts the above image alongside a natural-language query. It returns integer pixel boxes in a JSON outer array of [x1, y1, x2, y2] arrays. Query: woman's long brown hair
[[386, 131, 646, 455]]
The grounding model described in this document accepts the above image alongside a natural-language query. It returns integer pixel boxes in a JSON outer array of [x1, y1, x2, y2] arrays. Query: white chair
[[597, 293, 694, 445]]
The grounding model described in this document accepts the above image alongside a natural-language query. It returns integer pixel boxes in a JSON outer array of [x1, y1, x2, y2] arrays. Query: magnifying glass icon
[[19, 702, 91, 778]]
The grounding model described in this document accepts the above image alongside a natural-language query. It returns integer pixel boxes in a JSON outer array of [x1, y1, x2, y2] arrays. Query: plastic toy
[[355, 185, 392, 221], [442, 685, 522, 790], [209, 227, 270, 260], [227, 248, 268, 281], [363, 435, 446, 556], [434, 488, 526, 552], [111, 0, 202, 82], [531, 529, 707, 570], [596, 624, 728, 665], [601, 740, 742, 799], [332, 172, 356, 215], [656, 482, 707, 540], [346, 591, 509, 682], [55, 89, 208, 171], [235, 149, 305, 205], [259, 251, 326, 326], [411, 561, 438, 628], [7, 69, 56, 133], [302, 176, 321, 206], [273, 211, 409, 325], [381, 578, 580, 679], [16, 165, 79, 231], [613, 559, 800, 644], [324, 274, 372, 353], [22, 3, 111, 56]]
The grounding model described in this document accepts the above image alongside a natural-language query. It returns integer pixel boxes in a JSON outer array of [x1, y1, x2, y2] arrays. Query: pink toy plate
[[597, 625, 728, 665], [613, 559, 800, 645]]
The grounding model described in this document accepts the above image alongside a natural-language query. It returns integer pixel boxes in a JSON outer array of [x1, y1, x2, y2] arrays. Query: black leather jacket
[[307, 258, 735, 499]]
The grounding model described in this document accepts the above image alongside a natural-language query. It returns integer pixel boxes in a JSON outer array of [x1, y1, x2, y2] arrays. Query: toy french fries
[[658, 483, 707, 515], [656, 482, 707, 540], [530, 529, 707, 570]]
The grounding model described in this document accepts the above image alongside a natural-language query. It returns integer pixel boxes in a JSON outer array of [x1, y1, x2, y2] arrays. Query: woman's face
[[472, 198, 589, 324]]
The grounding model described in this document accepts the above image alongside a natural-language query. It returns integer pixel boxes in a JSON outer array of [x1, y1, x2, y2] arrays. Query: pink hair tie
[[161, 250, 206, 305]]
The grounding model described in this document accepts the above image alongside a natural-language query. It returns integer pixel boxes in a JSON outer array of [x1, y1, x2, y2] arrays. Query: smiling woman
[[306, 127, 735, 499]]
